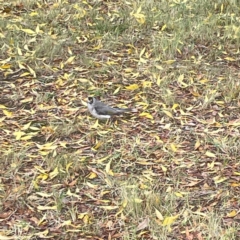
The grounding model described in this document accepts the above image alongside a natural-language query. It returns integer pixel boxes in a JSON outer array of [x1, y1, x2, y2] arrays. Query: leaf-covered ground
[[1, 0, 240, 239]]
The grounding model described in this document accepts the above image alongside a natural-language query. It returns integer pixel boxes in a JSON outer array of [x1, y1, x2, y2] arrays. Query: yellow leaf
[[140, 183, 148, 189], [13, 131, 25, 140], [134, 198, 143, 203], [139, 112, 153, 119], [115, 199, 128, 216], [156, 76, 162, 86], [92, 141, 103, 151], [155, 65, 163, 70], [142, 81, 152, 88], [35, 166, 46, 174], [37, 215, 47, 226], [37, 205, 57, 210], [3, 110, 13, 117], [87, 172, 97, 179], [65, 56, 75, 64], [20, 72, 30, 77], [161, 166, 167, 172], [194, 139, 201, 149], [135, 136, 141, 144], [124, 68, 134, 73], [122, 199, 128, 208], [155, 208, 164, 220], [224, 57, 235, 61], [134, 13, 145, 24], [0, 105, 7, 109], [162, 110, 173, 118], [214, 176, 227, 184], [29, 11, 38, 16], [205, 151, 216, 158], [62, 220, 72, 226], [22, 122, 32, 130], [227, 210, 237, 217], [86, 182, 98, 189], [106, 168, 114, 176], [221, 3, 224, 13], [139, 57, 147, 63], [91, 120, 99, 128], [35, 24, 40, 34], [178, 74, 188, 87], [207, 161, 215, 169], [125, 84, 139, 91], [20, 96, 34, 103], [36, 142, 58, 151], [137, 161, 154, 165], [200, 78, 209, 84], [60, 62, 64, 69], [231, 182, 240, 187], [22, 28, 36, 35], [161, 24, 167, 31], [66, 162, 73, 173], [59, 141, 67, 148], [36, 192, 53, 198], [166, 186, 172, 192], [78, 212, 88, 219], [93, 42, 102, 50], [27, 65, 36, 77], [105, 160, 112, 174], [175, 192, 183, 198], [139, 47, 146, 58], [83, 214, 90, 224], [172, 104, 179, 110], [96, 155, 111, 163], [39, 151, 51, 156], [214, 122, 222, 127], [0, 64, 11, 69], [99, 206, 118, 210], [21, 135, 33, 140], [127, 48, 134, 54], [113, 86, 121, 94], [66, 189, 80, 198], [36, 173, 48, 181], [170, 143, 177, 152], [33, 180, 39, 189], [162, 215, 178, 226], [192, 211, 207, 217], [49, 167, 59, 179], [136, 6, 142, 14], [163, 60, 175, 64], [17, 47, 22, 56], [178, 74, 184, 82]]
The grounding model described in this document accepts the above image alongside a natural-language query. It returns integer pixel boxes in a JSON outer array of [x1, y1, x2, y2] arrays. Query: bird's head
[[88, 97, 94, 105]]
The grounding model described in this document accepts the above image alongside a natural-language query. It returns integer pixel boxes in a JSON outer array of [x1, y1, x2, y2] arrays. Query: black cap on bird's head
[[88, 97, 94, 104]]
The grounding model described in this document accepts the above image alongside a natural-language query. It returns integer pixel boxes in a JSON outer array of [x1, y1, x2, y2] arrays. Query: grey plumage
[[87, 97, 134, 120]]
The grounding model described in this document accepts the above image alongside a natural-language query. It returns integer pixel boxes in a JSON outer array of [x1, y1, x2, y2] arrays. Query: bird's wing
[[93, 101, 117, 115], [94, 100, 131, 115]]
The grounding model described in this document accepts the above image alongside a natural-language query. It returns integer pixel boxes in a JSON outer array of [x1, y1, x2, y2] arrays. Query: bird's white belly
[[88, 104, 111, 120]]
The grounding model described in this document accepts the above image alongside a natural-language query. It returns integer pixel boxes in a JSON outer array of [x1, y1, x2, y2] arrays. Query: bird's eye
[[88, 97, 93, 103]]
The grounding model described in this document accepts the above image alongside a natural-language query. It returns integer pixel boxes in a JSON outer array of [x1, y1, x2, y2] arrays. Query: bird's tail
[[114, 108, 138, 113]]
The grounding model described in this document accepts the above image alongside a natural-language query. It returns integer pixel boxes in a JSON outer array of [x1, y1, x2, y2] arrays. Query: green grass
[[1, 0, 240, 239]]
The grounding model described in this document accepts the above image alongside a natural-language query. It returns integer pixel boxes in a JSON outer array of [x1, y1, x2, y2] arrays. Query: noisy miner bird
[[87, 97, 136, 120]]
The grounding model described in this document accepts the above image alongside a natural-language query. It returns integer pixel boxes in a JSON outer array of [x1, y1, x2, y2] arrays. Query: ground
[[0, 0, 240, 239]]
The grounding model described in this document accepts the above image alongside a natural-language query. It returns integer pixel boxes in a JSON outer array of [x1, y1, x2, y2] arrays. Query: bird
[[87, 97, 136, 120]]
